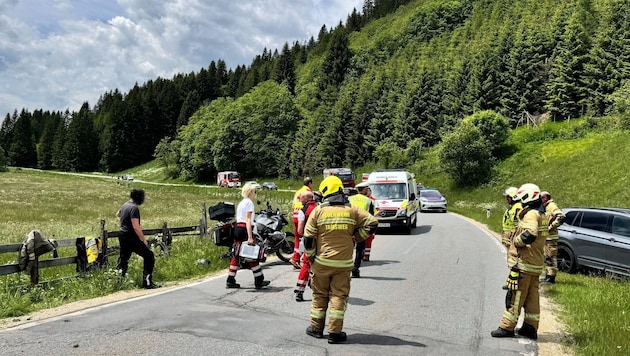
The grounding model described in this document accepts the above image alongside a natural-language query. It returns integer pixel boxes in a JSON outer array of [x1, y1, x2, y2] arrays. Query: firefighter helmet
[[503, 186, 518, 198], [514, 183, 541, 204], [320, 176, 344, 198]]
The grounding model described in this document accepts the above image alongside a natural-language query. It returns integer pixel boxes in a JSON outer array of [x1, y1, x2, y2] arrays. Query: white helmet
[[514, 183, 541, 204], [503, 186, 518, 198]]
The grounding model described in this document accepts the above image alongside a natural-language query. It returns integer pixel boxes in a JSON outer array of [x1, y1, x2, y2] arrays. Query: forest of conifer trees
[[1, 0, 628, 185]]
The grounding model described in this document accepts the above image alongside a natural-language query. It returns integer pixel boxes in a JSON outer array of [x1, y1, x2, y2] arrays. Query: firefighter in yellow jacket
[[303, 175, 378, 344], [501, 186, 522, 253], [540, 191, 565, 285], [491, 183, 548, 340]]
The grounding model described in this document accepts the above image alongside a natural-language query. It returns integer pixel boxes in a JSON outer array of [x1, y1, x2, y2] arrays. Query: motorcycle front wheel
[[275, 232, 295, 262]]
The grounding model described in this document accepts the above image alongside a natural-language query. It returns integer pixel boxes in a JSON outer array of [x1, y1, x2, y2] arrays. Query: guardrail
[[0, 203, 210, 284]]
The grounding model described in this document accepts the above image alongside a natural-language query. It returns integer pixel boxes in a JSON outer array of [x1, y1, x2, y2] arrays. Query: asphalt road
[[0, 212, 537, 356]]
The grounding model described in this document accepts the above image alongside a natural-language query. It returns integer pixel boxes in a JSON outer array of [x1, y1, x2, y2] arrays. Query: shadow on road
[[347, 333, 427, 348], [379, 225, 433, 235], [347, 296, 375, 306], [354, 276, 405, 281], [360, 259, 400, 267], [414, 225, 432, 234], [240, 286, 293, 293], [264, 260, 294, 267]]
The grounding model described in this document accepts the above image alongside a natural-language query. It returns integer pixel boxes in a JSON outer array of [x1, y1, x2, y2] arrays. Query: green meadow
[[0, 169, 295, 318]]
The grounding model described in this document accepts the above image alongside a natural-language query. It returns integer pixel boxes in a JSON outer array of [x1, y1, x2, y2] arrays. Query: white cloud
[[0, 0, 362, 118]]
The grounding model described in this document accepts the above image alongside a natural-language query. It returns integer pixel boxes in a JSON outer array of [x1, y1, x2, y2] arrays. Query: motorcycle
[[213, 201, 294, 265]]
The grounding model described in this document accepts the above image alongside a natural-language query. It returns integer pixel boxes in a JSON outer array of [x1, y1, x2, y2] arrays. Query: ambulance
[[366, 170, 419, 233]]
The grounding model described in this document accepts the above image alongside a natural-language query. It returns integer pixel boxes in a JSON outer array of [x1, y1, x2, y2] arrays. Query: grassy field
[[0, 168, 295, 318]]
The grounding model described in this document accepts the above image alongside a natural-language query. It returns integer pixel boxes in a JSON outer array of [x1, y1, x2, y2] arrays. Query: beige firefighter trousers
[[544, 238, 558, 276], [309, 261, 352, 334], [499, 273, 541, 331]]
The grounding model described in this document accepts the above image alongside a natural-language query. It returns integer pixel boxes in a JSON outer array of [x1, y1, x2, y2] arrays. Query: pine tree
[[177, 90, 200, 128], [36, 112, 62, 169], [346, 8, 362, 32], [62, 102, 99, 171], [0, 146, 6, 171], [274, 42, 296, 94], [8, 109, 37, 167], [0, 111, 16, 153], [52, 112, 69, 170], [582, 0, 630, 115], [320, 26, 352, 91], [546, 0, 596, 120]]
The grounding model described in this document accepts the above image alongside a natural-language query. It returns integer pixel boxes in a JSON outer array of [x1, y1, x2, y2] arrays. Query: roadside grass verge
[[0, 168, 294, 318], [545, 273, 630, 356], [413, 122, 630, 356]]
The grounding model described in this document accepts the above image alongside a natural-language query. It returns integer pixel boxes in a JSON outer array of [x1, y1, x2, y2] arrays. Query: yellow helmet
[[319, 176, 344, 198]]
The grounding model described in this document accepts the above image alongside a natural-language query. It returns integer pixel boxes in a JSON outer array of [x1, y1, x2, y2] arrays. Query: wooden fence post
[[30, 257, 39, 285], [161, 222, 168, 240], [100, 219, 108, 266], [201, 202, 207, 236]]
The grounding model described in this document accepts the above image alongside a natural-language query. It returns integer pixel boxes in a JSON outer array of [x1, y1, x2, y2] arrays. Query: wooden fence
[[0, 203, 210, 284]]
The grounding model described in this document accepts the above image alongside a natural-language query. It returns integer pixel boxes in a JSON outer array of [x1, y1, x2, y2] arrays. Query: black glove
[[506, 266, 520, 291], [520, 230, 536, 245], [544, 256, 553, 266], [505, 290, 513, 310]]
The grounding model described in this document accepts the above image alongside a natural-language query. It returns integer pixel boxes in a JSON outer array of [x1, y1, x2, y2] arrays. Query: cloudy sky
[[0, 0, 363, 119]]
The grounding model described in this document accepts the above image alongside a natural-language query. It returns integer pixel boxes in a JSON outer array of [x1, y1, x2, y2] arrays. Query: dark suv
[[558, 207, 630, 277]]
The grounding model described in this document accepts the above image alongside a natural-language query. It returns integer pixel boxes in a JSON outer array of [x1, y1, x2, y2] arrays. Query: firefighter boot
[[254, 275, 270, 289], [491, 327, 515, 338], [516, 323, 538, 340], [540, 274, 556, 285], [306, 326, 324, 339], [142, 273, 161, 289], [328, 331, 347, 344], [226, 276, 240, 289], [295, 291, 304, 302]]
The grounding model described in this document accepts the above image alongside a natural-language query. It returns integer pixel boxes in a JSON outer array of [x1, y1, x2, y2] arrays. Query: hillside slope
[[415, 123, 630, 232]]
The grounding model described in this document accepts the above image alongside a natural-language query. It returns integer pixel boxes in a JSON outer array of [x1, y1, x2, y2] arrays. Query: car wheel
[[557, 245, 577, 273]]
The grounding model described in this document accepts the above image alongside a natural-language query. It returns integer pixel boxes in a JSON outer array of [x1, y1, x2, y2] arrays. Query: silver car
[[419, 189, 447, 213], [558, 207, 630, 277], [244, 181, 262, 190]]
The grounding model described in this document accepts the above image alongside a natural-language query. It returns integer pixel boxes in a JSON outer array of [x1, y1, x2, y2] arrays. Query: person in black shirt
[[116, 189, 160, 289]]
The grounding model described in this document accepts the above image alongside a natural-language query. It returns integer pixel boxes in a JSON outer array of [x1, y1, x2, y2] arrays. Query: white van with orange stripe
[[367, 170, 419, 233]]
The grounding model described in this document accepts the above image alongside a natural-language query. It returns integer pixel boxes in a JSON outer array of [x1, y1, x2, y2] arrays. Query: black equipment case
[[209, 202, 235, 221]]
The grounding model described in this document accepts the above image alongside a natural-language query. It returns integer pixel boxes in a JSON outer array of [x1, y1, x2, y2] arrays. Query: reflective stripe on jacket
[[502, 202, 522, 232]]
